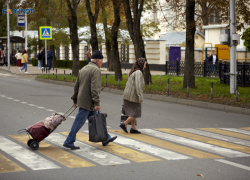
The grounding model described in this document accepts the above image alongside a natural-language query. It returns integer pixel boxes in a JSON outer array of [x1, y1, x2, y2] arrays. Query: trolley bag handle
[[62, 105, 77, 120]]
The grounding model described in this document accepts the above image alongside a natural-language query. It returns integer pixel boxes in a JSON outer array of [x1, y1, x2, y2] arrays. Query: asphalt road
[[0, 72, 250, 180]]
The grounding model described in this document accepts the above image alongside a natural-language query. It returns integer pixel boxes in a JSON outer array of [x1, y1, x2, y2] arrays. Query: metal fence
[[220, 62, 250, 87], [165, 61, 250, 86], [166, 61, 219, 77]]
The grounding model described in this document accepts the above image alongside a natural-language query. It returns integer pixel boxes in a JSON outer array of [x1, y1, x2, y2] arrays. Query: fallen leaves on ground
[[197, 174, 204, 177]]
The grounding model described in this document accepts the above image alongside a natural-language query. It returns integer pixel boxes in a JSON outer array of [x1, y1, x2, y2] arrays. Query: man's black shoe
[[63, 144, 80, 150], [102, 136, 117, 146], [119, 122, 128, 133]]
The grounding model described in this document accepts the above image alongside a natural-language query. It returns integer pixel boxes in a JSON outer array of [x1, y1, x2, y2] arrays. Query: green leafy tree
[[242, 28, 250, 52]]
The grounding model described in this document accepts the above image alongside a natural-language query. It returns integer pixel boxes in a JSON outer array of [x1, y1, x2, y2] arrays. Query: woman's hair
[[22, 50, 27, 55], [128, 57, 147, 76]]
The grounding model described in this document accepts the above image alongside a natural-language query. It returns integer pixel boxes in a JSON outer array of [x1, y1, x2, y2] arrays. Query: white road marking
[[14, 100, 20, 101], [7, 97, 13, 99], [104, 131, 191, 160], [46, 133, 130, 165], [20, 102, 27, 104], [177, 128, 250, 147], [220, 128, 250, 136], [46, 109, 55, 112], [69, 116, 75, 119], [140, 129, 249, 158], [0, 136, 60, 170], [37, 106, 45, 109], [215, 159, 250, 171], [28, 104, 36, 106]]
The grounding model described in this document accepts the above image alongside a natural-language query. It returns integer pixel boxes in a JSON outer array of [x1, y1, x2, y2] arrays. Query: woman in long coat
[[120, 57, 147, 134]]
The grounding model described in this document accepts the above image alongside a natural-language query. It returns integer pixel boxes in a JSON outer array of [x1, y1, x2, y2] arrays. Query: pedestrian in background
[[15, 50, 22, 67], [120, 57, 147, 134], [63, 50, 117, 150], [0, 48, 2, 62], [47, 48, 53, 70], [208, 50, 218, 76], [20, 50, 29, 73], [205, 53, 210, 77], [37, 47, 43, 69], [41, 47, 45, 68], [86, 48, 91, 64]]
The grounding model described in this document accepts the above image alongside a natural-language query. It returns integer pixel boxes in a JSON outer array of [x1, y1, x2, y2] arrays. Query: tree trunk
[[67, 0, 80, 77], [86, 0, 100, 51], [122, 0, 151, 84], [102, 6, 113, 71], [183, 0, 196, 89], [111, 0, 122, 81]]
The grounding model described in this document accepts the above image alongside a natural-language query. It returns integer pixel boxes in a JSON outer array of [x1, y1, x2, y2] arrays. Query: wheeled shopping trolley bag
[[18, 106, 76, 151]]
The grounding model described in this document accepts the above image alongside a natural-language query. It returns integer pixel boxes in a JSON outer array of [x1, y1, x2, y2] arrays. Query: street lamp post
[[229, 0, 236, 94], [7, 0, 10, 69]]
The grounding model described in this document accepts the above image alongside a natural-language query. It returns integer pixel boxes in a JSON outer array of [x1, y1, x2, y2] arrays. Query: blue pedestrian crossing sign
[[39, 26, 52, 40]]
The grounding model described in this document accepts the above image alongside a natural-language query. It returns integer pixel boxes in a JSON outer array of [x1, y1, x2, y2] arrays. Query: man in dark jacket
[[208, 50, 218, 76], [63, 50, 117, 150], [47, 48, 53, 70], [41, 47, 45, 68]]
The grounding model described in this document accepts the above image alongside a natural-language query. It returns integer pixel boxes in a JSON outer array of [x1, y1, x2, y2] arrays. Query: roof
[[158, 31, 205, 44]]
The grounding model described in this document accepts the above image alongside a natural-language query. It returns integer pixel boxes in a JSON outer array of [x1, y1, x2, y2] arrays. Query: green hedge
[[32, 59, 87, 68], [31, 58, 38, 66]]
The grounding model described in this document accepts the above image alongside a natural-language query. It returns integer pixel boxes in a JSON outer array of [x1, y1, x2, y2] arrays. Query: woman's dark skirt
[[123, 99, 141, 118]]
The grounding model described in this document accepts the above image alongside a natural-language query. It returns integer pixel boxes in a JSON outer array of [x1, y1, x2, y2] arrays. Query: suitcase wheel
[[27, 139, 35, 147], [30, 141, 39, 151]]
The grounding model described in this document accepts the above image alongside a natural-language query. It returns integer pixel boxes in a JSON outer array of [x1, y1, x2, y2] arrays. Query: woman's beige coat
[[123, 70, 145, 103], [21, 53, 28, 63]]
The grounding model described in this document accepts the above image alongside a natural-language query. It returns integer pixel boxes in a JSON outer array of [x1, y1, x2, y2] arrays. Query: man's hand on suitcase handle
[[73, 103, 77, 108], [95, 106, 101, 111]]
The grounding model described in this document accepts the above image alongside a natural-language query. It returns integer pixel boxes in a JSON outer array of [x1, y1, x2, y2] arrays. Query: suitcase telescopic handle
[[62, 105, 77, 120]]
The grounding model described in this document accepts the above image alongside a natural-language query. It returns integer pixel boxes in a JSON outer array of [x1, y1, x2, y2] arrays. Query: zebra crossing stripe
[[60, 132, 160, 163], [109, 130, 220, 159], [10, 135, 95, 168], [0, 136, 60, 170], [142, 129, 244, 158], [156, 129, 250, 157], [46, 133, 130, 166], [240, 127, 250, 131], [198, 128, 250, 141], [0, 153, 25, 173], [107, 131, 192, 160], [177, 128, 250, 147], [220, 128, 250, 136]]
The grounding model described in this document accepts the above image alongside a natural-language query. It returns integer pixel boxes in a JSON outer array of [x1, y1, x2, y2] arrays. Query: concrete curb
[[100, 87, 250, 116], [5, 75, 249, 116], [35, 78, 75, 87], [0, 67, 14, 74]]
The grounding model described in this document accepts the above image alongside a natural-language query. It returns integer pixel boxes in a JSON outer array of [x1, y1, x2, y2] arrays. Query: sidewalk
[[1, 65, 249, 116], [0, 65, 165, 75]]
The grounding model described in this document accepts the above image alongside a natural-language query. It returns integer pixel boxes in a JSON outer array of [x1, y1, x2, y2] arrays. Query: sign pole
[[25, 14, 27, 50], [45, 39, 47, 70], [7, 0, 10, 69]]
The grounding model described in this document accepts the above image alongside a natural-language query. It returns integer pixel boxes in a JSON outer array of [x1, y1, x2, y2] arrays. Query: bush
[[32, 58, 38, 66], [32, 59, 87, 68], [55, 60, 87, 68]]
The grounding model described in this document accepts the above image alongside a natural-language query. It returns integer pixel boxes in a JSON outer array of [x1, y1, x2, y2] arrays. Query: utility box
[[232, 34, 240, 45], [219, 29, 230, 45]]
